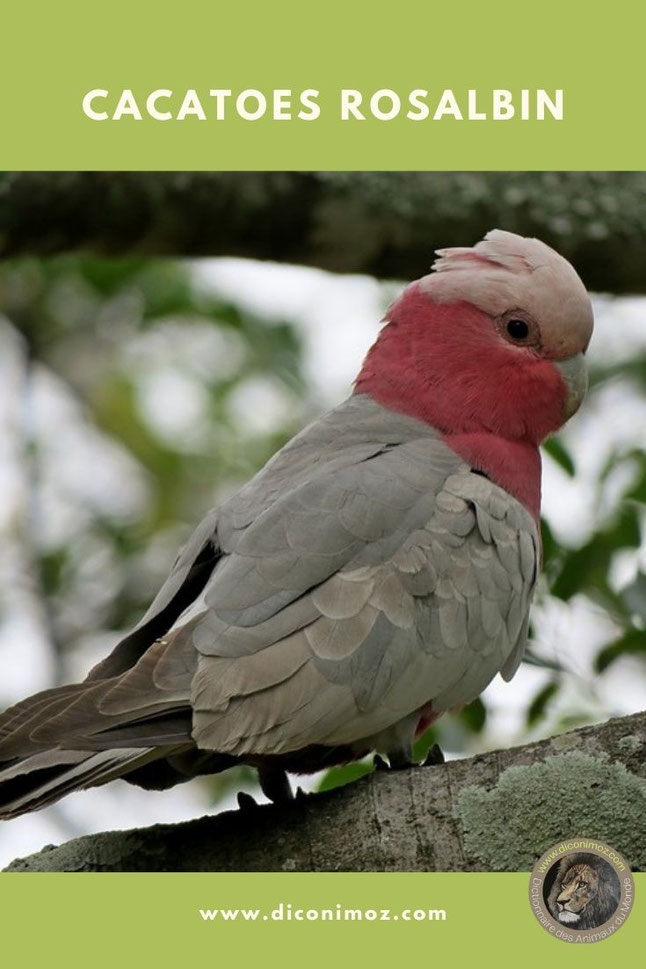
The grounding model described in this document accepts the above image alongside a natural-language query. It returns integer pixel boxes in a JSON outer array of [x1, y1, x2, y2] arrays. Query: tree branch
[[5, 710, 645, 872], [1, 172, 646, 292]]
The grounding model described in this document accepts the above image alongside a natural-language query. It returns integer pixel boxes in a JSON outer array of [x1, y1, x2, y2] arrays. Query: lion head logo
[[546, 853, 621, 930]]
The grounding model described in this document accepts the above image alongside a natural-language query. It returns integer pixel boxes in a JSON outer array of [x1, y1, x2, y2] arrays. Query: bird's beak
[[554, 352, 588, 419]]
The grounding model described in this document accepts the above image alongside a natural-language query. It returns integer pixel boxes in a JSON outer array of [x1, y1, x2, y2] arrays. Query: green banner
[[0, 872, 642, 964], [2, 0, 645, 169]]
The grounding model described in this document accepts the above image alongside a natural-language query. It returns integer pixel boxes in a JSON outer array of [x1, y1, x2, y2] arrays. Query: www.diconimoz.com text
[[199, 904, 447, 923]]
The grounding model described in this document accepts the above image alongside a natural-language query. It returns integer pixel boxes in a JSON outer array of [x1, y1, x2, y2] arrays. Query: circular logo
[[529, 839, 635, 943]]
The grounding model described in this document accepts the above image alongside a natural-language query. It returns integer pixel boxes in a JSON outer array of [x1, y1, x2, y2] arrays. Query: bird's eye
[[506, 319, 529, 341], [496, 311, 540, 348]]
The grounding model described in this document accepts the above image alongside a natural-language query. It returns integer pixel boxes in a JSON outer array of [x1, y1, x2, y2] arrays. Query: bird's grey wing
[[85, 511, 220, 681], [191, 444, 539, 756], [84, 393, 430, 682]]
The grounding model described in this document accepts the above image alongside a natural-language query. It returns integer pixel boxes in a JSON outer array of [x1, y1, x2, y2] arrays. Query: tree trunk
[[5, 710, 645, 872], [1, 172, 645, 293]]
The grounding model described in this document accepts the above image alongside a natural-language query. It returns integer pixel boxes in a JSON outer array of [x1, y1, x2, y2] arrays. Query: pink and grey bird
[[0, 230, 593, 817]]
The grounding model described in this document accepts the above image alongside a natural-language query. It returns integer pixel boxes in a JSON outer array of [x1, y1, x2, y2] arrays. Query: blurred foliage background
[[0, 181, 645, 853]]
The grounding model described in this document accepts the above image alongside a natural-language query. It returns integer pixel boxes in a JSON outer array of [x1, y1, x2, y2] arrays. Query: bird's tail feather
[[0, 623, 201, 818], [0, 745, 170, 819]]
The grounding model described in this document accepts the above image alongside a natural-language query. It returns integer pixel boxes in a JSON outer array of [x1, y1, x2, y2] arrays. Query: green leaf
[[522, 648, 568, 673], [543, 437, 576, 476], [550, 504, 641, 606], [458, 697, 487, 733], [317, 761, 374, 793], [412, 722, 442, 761], [540, 517, 558, 573], [526, 681, 559, 726], [594, 629, 646, 672], [621, 572, 646, 620]]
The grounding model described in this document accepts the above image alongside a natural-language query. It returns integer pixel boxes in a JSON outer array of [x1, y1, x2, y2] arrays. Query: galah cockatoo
[[0, 230, 593, 818]]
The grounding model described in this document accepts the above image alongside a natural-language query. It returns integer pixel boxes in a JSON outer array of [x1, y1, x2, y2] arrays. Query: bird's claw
[[374, 753, 415, 771], [237, 791, 259, 811], [422, 743, 445, 766], [374, 743, 445, 772]]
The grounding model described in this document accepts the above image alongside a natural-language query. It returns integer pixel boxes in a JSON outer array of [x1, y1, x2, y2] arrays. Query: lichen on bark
[[456, 751, 646, 871]]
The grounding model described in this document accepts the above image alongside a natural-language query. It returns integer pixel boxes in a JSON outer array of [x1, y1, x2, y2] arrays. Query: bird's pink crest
[[432, 229, 546, 274], [418, 229, 593, 359]]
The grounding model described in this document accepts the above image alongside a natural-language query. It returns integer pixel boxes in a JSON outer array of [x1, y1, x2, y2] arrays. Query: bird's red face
[[356, 230, 593, 447], [359, 287, 590, 446], [354, 231, 594, 520]]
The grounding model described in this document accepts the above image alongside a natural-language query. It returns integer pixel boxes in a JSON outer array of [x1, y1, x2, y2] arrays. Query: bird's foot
[[421, 743, 445, 766], [374, 749, 414, 771], [258, 766, 294, 803], [237, 791, 259, 811], [373, 754, 391, 772], [373, 743, 445, 771]]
